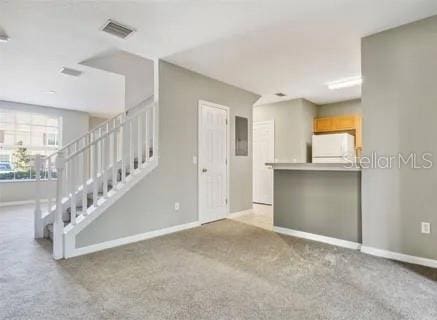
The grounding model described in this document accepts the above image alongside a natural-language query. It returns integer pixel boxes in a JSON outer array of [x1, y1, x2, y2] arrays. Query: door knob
[[202, 168, 208, 173]]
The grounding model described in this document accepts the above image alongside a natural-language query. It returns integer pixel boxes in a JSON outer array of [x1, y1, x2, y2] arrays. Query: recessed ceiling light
[[0, 35, 9, 43], [327, 76, 362, 90], [46, 90, 56, 94]]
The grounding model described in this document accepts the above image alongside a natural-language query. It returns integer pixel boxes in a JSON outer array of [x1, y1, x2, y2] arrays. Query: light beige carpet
[[1, 204, 436, 320]]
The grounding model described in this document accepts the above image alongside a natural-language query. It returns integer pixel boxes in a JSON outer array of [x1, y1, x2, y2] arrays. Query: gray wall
[[362, 15, 437, 260], [81, 51, 154, 111], [317, 99, 362, 117], [254, 98, 317, 163], [0, 180, 56, 204], [301, 99, 318, 161], [89, 116, 108, 130], [0, 100, 89, 204], [274, 170, 362, 243], [76, 60, 259, 247]]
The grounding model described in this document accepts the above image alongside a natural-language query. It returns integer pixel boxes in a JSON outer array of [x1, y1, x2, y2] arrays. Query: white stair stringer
[[63, 157, 158, 258]]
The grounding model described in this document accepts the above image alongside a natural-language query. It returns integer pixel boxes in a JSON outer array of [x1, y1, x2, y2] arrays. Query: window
[[0, 108, 61, 181], [235, 116, 248, 156], [0, 154, 9, 163], [43, 132, 58, 146]]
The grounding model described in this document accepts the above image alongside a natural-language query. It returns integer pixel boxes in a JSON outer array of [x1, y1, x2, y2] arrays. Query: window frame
[[0, 108, 62, 182]]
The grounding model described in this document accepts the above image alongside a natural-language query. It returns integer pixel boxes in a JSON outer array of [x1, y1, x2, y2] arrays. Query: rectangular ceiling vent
[[101, 20, 135, 39], [60, 67, 82, 77], [275, 92, 286, 97]]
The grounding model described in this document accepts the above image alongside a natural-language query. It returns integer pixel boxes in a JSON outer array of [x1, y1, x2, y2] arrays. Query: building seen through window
[[0, 108, 61, 180]]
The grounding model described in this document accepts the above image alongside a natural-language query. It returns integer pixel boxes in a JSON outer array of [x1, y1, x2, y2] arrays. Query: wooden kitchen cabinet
[[314, 114, 362, 151], [314, 115, 360, 132], [333, 115, 357, 130], [313, 117, 334, 132]]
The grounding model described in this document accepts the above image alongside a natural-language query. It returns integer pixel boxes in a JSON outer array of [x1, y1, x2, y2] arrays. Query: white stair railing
[[34, 102, 157, 259]]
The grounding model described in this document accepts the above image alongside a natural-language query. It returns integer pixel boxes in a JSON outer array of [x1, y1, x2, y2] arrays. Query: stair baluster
[[120, 123, 126, 184], [53, 151, 65, 260], [112, 122, 118, 190], [137, 115, 143, 168], [92, 131, 98, 207], [34, 155, 43, 239], [82, 135, 88, 215]]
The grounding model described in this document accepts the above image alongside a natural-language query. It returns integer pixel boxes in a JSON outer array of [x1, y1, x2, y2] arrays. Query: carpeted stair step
[[47, 222, 68, 241]]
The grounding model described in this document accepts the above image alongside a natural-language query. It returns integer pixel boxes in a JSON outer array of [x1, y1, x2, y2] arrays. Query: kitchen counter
[[270, 162, 362, 246], [266, 162, 361, 172]]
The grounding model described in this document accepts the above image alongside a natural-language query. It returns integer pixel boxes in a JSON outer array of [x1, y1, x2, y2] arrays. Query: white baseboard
[[0, 200, 34, 207], [361, 246, 437, 269], [65, 221, 201, 258], [0, 199, 49, 208], [227, 208, 254, 219], [273, 226, 362, 250]]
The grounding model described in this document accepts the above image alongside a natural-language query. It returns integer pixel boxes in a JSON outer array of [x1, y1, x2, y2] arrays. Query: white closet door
[[199, 101, 229, 223], [253, 121, 274, 205]]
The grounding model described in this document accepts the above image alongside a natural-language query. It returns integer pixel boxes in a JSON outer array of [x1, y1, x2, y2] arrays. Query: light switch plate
[[421, 222, 431, 234]]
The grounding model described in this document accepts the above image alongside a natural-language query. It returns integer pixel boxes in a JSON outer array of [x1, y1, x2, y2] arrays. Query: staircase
[[34, 102, 158, 259]]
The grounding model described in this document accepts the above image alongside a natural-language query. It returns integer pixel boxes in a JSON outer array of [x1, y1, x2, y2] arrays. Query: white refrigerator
[[312, 133, 355, 163]]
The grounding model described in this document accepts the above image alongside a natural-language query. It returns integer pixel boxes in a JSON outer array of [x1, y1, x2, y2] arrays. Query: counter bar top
[[266, 162, 361, 172]]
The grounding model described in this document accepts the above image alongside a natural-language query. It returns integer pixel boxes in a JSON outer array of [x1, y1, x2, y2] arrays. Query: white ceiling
[[1, 1, 437, 115]]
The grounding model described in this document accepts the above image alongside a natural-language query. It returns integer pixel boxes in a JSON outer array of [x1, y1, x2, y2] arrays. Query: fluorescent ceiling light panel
[[60, 67, 82, 77], [0, 35, 9, 42], [327, 76, 362, 90]]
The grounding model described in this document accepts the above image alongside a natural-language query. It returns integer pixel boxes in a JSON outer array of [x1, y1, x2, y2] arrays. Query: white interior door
[[198, 101, 229, 224], [253, 121, 274, 205]]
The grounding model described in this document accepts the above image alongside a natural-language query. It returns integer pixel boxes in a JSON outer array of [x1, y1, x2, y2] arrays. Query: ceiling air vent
[[60, 67, 82, 77], [101, 19, 135, 39], [275, 92, 286, 97]]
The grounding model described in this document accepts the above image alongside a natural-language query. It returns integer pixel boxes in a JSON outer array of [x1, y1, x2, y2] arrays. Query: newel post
[[34, 154, 43, 239], [53, 151, 65, 260]]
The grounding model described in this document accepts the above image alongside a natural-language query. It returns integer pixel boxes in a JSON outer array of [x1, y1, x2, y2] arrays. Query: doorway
[[198, 100, 230, 224], [253, 120, 274, 205]]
